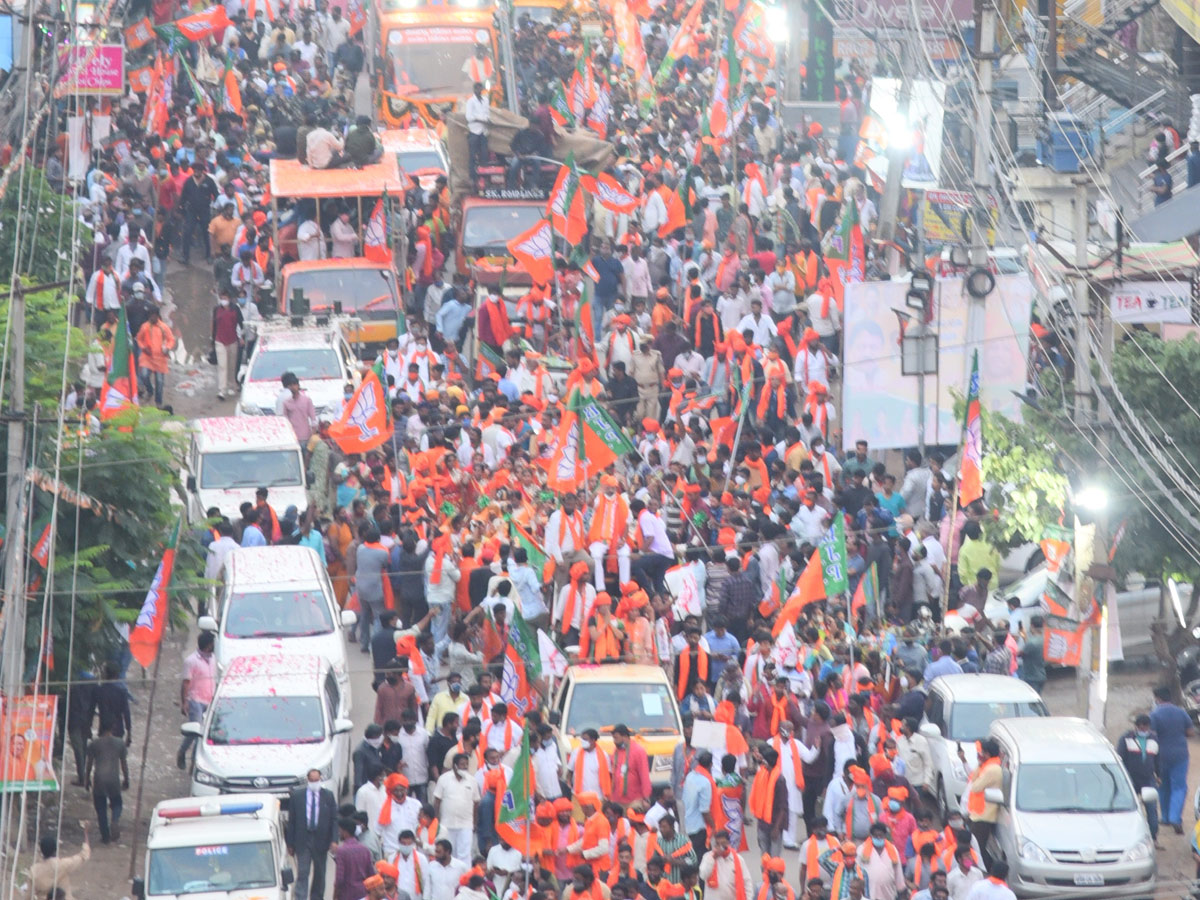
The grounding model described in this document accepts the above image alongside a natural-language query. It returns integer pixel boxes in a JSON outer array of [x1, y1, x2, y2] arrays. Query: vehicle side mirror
[[340, 609, 358, 628], [197, 615, 219, 633], [186, 475, 197, 492], [281, 867, 295, 889], [984, 787, 1005, 805], [1141, 786, 1159, 806], [180, 721, 203, 737], [334, 717, 355, 735], [132, 877, 146, 900], [919, 722, 941, 739]]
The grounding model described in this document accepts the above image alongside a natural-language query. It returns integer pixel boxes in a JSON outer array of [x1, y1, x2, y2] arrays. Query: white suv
[[918, 673, 1047, 814], [199, 545, 355, 693], [184, 654, 353, 799], [237, 324, 359, 419]]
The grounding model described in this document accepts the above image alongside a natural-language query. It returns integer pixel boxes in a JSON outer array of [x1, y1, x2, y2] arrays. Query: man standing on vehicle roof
[[464, 80, 491, 190]]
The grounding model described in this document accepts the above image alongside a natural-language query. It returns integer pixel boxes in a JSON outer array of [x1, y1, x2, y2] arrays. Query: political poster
[[0, 695, 59, 793]]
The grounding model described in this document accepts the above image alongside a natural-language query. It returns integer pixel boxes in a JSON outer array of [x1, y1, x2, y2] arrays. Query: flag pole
[[718, 382, 752, 498]]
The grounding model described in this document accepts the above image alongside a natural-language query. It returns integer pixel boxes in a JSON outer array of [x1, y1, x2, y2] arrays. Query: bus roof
[[269, 158, 409, 199]]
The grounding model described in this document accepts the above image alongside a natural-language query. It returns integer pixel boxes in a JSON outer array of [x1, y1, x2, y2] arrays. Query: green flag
[[549, 80, 575, 128], [495, 727, 533, 847], [508, 608, 542, 682], [510, 520, 548, 579], [577, 393, 637, 458], [819, 515, 849, 596]]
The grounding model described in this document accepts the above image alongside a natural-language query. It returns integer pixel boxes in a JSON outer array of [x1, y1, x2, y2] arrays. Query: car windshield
[[224, 589, 334, 638], [564, 682, 679, 736], [947, 700, 1048, 740], [387, 27, 478, 96], [462, 204, 546, 254], [1015, 762, 1137, 813], [200, 450, 303, 489], [207, 696, 325, 745], [286, 268, 398, 316], [148, 841, 276, 895], [398, 150, 446, 173], [518, 5, 559, 23], [250, 348, 343, 382]]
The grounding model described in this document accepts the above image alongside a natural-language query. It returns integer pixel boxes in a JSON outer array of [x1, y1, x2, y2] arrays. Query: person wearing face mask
[[532, 724, 563, 800], [946, 846, 983, 900], [356, 764, 388, 831], [376, 774, 422, 858], [836, 765, 882, 842], [431, 752, 480, 863], [857, 822, 904, 900], [395, 710, 430, 801], [879, 787, 915, 863], [829, 841, 867, 900], [211, 288, 244, 401], [353, 724, 386, 791], [285, 768, 337, 900], [697, 829, 750, 900], [426, 673, 463, 733], [389, 831, 427, 899], [1116, 714, 1160, 843]]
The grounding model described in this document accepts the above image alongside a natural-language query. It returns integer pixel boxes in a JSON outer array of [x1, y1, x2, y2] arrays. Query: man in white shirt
[[464, 81, 490, 183], [425, 838, 470, 900], [355, 767, 387, 827], [484, 702, 523, 756], [735, 297, 777, 347], [203, 521, 240, 580], [395, 710, 431, 800], [946, 846, 984, 900], [630, 499, 674, 593], [432, 753, 480, 862], [296, 218, 325, 261], [531, 726, 563, 800], [375, 774, 422, 858]]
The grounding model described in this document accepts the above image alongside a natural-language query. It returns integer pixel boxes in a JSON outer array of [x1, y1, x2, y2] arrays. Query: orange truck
[[376, 4, 506, 128], [269, 159, 407, 356]]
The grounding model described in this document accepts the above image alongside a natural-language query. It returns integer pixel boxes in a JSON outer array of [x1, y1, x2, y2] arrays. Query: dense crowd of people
[[18, 0, 1096, 897]]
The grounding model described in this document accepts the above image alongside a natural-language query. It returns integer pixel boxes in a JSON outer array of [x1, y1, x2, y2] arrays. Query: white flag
[[537, 629, 568, 678]]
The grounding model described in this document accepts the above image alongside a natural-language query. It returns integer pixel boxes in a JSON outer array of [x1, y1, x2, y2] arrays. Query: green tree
[[0, 286, 89, 404], [0, 168, 89, 284]]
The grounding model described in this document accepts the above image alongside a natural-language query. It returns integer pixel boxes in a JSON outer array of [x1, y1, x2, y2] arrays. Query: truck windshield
[[387, 27, 479, 96], [200, 450, 303, 490], [285, 268, 398, 316], [249, 348, 342, 382], [148, 840, 275, 895], [207, 696, 325, 745], [398, 150, 447, 174], [1015, 762, 1137, 813], [947, 700, 1047, 740], [462, 204, 545, 254], [225, 589, 334, 638], [565, 682, 679, 736]]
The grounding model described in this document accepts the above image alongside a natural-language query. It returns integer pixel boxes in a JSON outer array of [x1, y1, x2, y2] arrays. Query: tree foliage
[[978, 407, 1069, 552], [1104, 334, 1200, 583], [0, 167, 88, 285], [0, 286, 89, 405]]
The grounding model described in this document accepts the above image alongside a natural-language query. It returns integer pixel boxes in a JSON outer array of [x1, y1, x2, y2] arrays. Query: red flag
[[124, 16, 155, 49], [347, 0, 367, 33], [1043, 616, 1084, 666], [547, 161, 587, 244], [580, 172, 639, 215], [128, 65, 154, 93], [959, 350, 983, 506], [507, 218, 555, 285], [773, 551, 824, 637], [733, 1, 777, 66], [174, 5, 233, 42], [363, 197, 392, 264], [329, 371, 393, 454], [129, 518, 181, 667]]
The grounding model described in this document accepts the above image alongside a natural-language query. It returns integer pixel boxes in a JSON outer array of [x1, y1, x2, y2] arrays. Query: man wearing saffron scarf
[[375, 773, 421, 858], [857, 822, 904, 900], [589, 475, 632, 592], [423, 533, 460, 650], [748, 747, 788, 858], [698, 829, 751, 900], [611, 723, 652, 806]]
